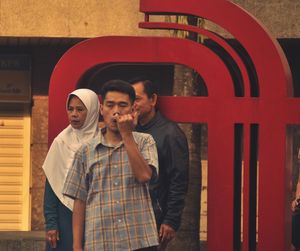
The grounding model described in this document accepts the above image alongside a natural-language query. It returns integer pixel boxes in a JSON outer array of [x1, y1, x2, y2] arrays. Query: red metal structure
[[48, 0, 300, 250]]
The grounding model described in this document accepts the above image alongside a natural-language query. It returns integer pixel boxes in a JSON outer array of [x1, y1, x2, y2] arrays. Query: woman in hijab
[[43, 89, 100, 250]]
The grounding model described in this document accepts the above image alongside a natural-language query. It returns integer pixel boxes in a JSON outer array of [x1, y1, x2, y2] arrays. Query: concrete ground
[[0, 231, 45, 251]]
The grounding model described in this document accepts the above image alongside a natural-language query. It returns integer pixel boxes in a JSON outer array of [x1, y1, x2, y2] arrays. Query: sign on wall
[[0, 55, 31, 103]]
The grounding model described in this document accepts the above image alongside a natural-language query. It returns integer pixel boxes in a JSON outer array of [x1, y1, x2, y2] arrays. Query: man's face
[[67, 96, 88, 129], [100, 91, 133, 132], [132, 82, 155, 120]]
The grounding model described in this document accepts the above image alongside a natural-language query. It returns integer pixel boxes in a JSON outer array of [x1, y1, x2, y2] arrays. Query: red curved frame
[[48, 1, 300, 250]]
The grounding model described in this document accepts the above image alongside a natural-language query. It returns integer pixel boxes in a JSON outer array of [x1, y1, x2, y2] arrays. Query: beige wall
[[0, 1, 298, 39], [233, 0, 300, 38], [0, 0, 167, 38], [203, 0, 300, 38]]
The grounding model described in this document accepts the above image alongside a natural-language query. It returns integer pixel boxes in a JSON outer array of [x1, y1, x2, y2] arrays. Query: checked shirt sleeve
[[63, 147, 88, 202], [139, 133, 158, 174]]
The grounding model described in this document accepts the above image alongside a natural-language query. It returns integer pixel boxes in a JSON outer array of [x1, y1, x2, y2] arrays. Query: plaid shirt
[[63, 129, 159, 251]]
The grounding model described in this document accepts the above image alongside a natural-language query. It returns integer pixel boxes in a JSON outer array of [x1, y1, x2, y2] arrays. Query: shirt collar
[[95, 127, 123, 149], [136, 110, 162, 131]]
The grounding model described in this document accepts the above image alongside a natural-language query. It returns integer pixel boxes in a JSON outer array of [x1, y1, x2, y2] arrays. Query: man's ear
[[151, 93, 158, 107]]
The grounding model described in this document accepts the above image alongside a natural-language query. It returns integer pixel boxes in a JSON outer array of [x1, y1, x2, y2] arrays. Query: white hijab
[[42, 88, 100, 210]]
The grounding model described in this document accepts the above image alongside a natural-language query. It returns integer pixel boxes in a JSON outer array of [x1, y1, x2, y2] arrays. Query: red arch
[[48, 1, 299, 251], [49, 36, 234, 140], [140, 0, 293, 97]]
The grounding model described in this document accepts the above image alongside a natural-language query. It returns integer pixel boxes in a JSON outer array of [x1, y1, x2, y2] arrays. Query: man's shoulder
[[158, 117, 184, 135], [155, 112, 181, 129], [132, 131, 156, 146], [78, 132, 101, 153], [132, 131, 154, 140]]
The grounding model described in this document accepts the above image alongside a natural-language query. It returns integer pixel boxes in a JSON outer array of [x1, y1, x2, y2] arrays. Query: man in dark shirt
[[130, 77, 189, 250]]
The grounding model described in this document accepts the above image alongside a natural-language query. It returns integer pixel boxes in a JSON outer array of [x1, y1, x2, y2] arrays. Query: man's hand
[[46, 229, 59, 248], [292, 197, 300, 212], [159, 224, 176, 250], [132, 104, 139, 127], [115, 112, 137, 136], [73, 248, 84, 251]]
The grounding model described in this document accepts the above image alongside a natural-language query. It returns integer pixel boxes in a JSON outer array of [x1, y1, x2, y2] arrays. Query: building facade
[[0, 0, 298, 235]]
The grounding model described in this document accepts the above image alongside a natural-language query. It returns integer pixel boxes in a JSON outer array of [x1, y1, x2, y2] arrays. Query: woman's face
[[67, 96, 88, 129]]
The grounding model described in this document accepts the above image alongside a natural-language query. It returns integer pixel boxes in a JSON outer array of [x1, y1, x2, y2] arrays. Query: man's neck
[[103, 129, 122, 145], [139, 109, 156, 126]]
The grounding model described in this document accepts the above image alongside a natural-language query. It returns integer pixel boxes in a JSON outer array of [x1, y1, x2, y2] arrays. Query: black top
[[44, 179, 73, 250], [136, 111, 189, 231]]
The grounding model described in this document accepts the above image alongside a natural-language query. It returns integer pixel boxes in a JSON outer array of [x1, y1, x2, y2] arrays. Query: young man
[[63, 80, 159, 251], [130, 78, 189, 250]]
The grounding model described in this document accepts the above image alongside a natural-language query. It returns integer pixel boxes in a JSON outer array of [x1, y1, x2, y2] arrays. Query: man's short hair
[[129, 76, 158, 98], [100, 79, 136, 104]]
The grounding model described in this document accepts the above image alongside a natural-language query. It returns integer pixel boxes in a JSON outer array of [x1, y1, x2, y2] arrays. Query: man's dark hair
[[129, 76, 158, 98], [100, 79, 136, 104]]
